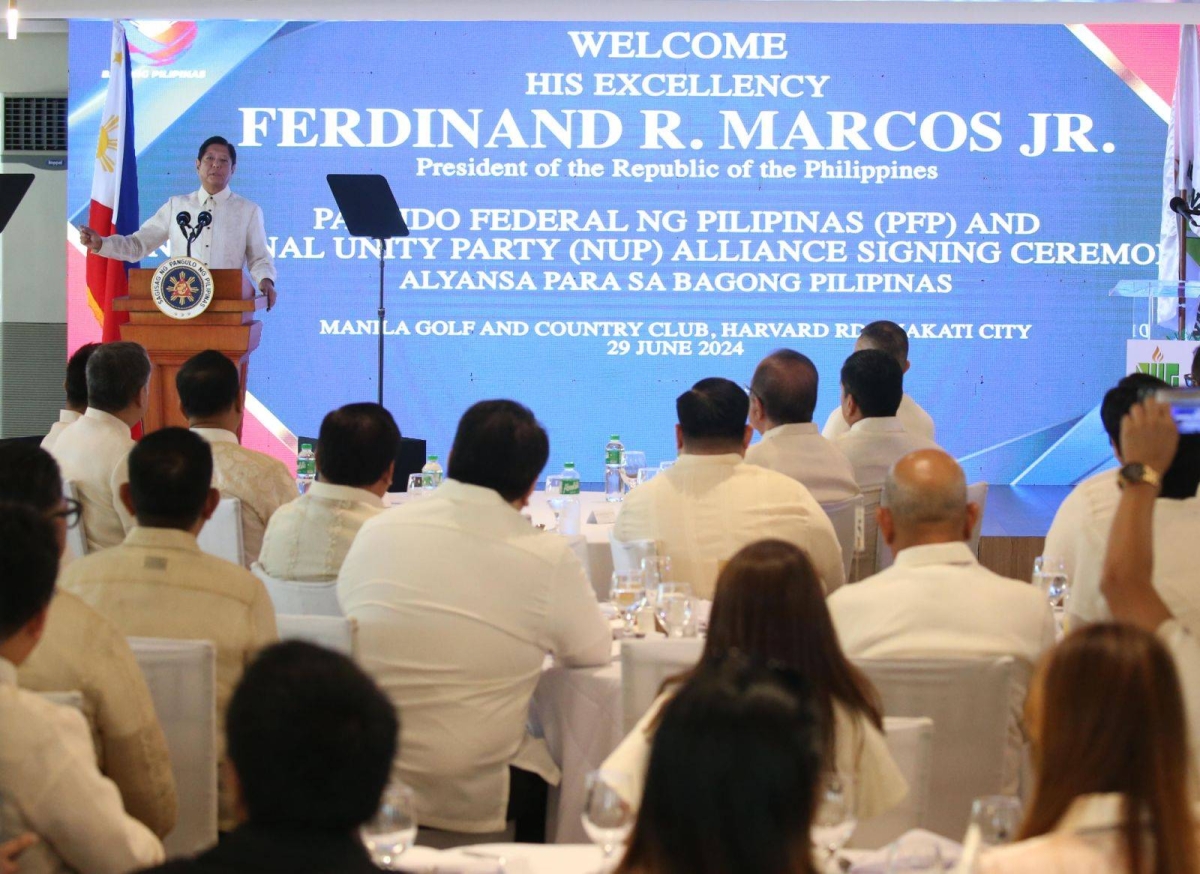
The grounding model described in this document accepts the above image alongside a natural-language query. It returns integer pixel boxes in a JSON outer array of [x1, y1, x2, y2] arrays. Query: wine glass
[[545, 474, 565, 529], [620, 451, 647, 490], [886, 832, 950, 873], [811, 774, 857, 872], [581, 770, 635, 865], [969, 795, 1022, 848], [360, 779, 418, 870], [1031, 556, 1071, 632], [610, 571, 645, 634], [655, 582, 693, 638], [405, 474, 424, 497]]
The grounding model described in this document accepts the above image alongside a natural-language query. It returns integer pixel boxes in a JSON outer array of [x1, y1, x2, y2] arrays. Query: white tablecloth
[[400, 843, 605, 873], [529, 648, 624, 844]]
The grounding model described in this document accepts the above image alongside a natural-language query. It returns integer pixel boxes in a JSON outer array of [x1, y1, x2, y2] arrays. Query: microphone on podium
[[196, 210, 212, 232], [176, 211, 193, 234]]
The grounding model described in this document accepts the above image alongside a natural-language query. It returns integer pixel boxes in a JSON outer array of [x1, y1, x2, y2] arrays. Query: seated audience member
[[0, 443, 177, 838], [831, 349, 940, 491], [613, 378, 845, 597], [177, 350, 297, 566], [41, 342, 98, 453], [338, 400, 610, 840], [1051, 374, 1200, 630], [979, 624, 1199, 874], [140, 641, 398, 874], [1099, 397, 1200, 766], [1043, 373, 1166, 586], [615, 657, 823, 874], [60, 427, 278, 829], [49, 340, 150, 551], [0, 502, 164, 873], [745, 350, 859, 504], [823, 320, 935, 441], [602, 539, 905, 820], [828, 449, 1055, 793], [259, 403, 398, 582]]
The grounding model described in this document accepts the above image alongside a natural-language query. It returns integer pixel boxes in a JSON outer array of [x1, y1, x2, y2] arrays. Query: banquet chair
[[276, 613, 357, 658], [197, 497, 244, 567], [619, 637, 704, 733], [251, 562, 342, 616], [610, 537, 657, 577], [854, 656, 1015, 840], [850, 716, 935, 849], [62, 480, 88, 560], [128, 637, 217, 859], [851, 487, 882, 582], [874, 481, 989, 574], [820, 494, 864, 589]]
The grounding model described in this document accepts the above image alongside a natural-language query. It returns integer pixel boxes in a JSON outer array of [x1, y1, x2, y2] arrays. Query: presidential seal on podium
[[150, 257, 215, 320]]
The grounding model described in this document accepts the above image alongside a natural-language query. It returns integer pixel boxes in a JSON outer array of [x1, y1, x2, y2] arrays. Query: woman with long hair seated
[[602, 538, 906, 820], [615, 655, 823, 874], [980, 623, 1199, 874]]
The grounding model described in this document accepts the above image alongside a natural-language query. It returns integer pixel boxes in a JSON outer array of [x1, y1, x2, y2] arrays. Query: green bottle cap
[[564, 462, 576, 469], [300, 443, 312, 451], [428, 455, 438, 461], [610, 434, 620, 440]]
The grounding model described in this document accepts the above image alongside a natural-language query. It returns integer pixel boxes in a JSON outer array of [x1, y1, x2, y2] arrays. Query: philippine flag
[[85, 21, 140, 342]]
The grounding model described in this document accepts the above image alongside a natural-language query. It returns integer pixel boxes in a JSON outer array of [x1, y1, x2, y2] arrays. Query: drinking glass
[[610, 571, 646, 634], [581, 770, 635, 865], [405, 473, 424, 497], [636, 467, 658, 486], [655, 582, 694, 638], [886, 833, 950, 873], [658, 460, 675, 471], [620, 451, 648, 490], [360, 780, 417, 870], [970, 795, 1023, 848], [811, 774, 857, 872], [1031, 556, 1071, 633], [545, 474, 565, 528], [640, 555, 672, 590]]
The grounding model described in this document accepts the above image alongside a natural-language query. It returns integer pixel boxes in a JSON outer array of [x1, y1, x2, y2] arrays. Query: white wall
[[0, 31, 68, 324]]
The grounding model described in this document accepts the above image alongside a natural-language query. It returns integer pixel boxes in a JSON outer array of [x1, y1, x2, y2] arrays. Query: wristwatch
[[1118, 462, 1161, 489]]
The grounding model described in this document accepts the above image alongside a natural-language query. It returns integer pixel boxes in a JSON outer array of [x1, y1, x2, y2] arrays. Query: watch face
[[1120, 463, 1146, 484]]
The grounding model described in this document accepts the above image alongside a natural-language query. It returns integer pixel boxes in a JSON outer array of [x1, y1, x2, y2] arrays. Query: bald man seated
[[827, 449, 1055, 793]]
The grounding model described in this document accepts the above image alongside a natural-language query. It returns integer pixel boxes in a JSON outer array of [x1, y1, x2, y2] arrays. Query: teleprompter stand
[[326, 174, 409, 407]]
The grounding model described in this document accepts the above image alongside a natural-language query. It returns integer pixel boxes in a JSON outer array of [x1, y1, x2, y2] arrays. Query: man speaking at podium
[[79, 136, 278, 310]]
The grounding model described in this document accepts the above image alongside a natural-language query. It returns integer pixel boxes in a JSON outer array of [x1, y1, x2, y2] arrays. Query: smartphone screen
[[1155, 389, 1200, 435]]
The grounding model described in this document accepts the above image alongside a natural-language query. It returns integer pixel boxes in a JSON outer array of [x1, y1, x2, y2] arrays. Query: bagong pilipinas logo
[[125, 21, 199, 67], [1137, 347, 1180, 386], [151, 257, 214, 320]]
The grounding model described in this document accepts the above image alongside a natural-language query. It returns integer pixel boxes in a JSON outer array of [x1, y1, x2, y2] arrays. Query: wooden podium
[[113, 269, 265, 434]]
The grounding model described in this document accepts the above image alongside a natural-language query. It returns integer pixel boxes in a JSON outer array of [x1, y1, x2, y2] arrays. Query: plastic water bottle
[[296, 443, 316, 494], [560, 462, 581, 497], [604, 435, 624, 502], [559, 462, 582, 535], [421, 455, 444, 488]]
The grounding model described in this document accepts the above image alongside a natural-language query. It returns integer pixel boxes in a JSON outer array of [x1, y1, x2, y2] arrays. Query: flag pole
[[1179, 183, 1188, 337]]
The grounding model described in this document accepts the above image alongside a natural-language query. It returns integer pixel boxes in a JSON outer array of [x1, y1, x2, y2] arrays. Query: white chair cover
[[851, 716, 935, 849], [62, 480, 88, 560], [128, 637, 217, 859], [276, 614, 357, 657], [820, 495, 864, 590], [875, 481, 990, 573], [609, 537, 657, 577], [196, 497, 244, 567], [250, 563, 342, 616], [619, 638, 704, 734], [851, 487, 881, 582], [854, 657, 1015, 841]]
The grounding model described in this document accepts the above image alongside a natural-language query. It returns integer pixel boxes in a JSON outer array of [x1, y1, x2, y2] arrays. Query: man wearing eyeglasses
[[78, 136, 278, 311], [0, 442, 177, 840]]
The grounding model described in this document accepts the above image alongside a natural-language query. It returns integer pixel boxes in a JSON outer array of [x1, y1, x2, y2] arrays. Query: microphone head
[[1170, 196, 1193, 218], [196, 211, 212, 228], [176, 211, 193, 229]]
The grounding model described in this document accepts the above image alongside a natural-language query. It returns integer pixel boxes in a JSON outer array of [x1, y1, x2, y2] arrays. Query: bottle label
[[605, 448, 622, 465], [561, 478, 580, 496]]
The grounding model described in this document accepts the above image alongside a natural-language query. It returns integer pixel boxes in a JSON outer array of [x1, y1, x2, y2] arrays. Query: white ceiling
[[14, 0, 1200, 25]]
